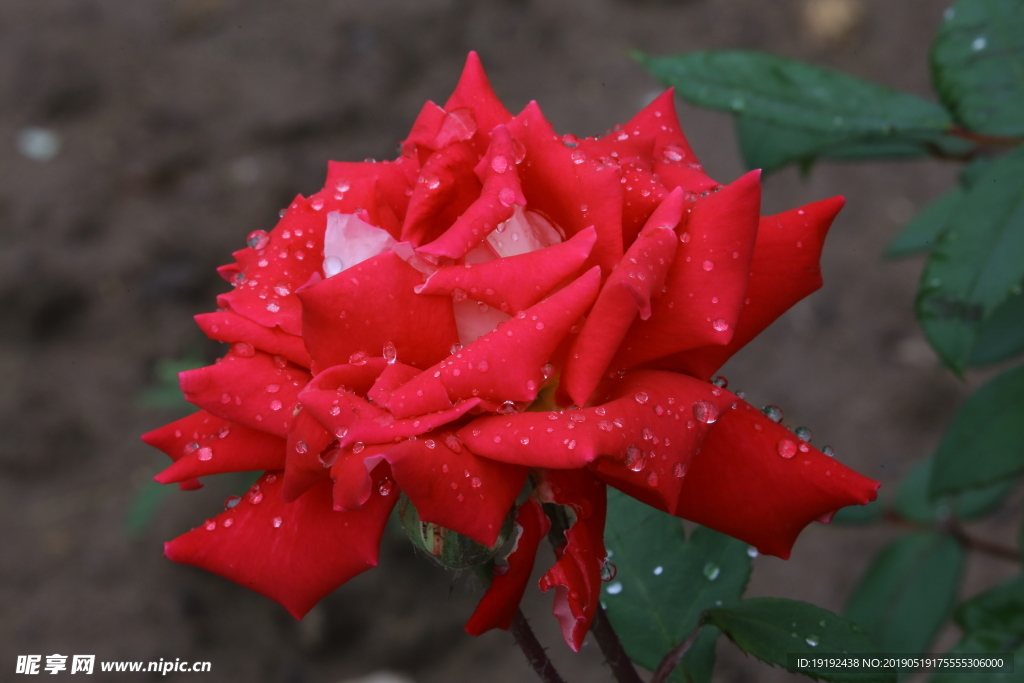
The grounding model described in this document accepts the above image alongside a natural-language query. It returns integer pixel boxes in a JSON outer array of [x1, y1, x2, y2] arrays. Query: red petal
[[382, 435, 529, 546], [443, 52, 514, 146], [164, 471, 395, 619], [660, 197, 844, 379], [675, 401, 879, 559], [625, 90, 719, 195], [465, 499, 550, 635], [281, 407, 336, 502], [537, 469, 607, 652], [326, 157, 419, 229], [563, 190, 683, 407], [178, 350, 312, 438], [298, 251, 459, 371], [613, 170, 762, 370], [194, 311, 311, 368], [416, 226, 596, 314], [460, 371, 732, 503], [144, 411, 285, 484], [418, 125, 526, 260], [401, 142, 481, 246], [507, 102, 624, 273], [387, 267, 602, 417], [215, 195, 327, 336]]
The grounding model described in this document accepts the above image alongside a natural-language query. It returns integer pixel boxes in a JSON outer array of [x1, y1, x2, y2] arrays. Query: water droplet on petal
[[634, 392, 649, 405], [713, 318, 729, 332], [310, 197, 324, 210], [747, 546, 759, 558], [702, 260, 714, 271], [491, 155, 508, 173], [247, 230, 270, 249], [272, 516, 283, 528], [822, 445, 835, 457], [795, 426, 812, 442], [600, 560, 617, 581], [383, 342, 397, 364], [198, 447, 213, 461], [498, 187, 516, 207], [777, 439, 797, 458], [673, 462, 687, 478], [270, 400, 283, 411], [692, 400, 720, 424], [646, 471, 659, 487], [378, 478, 394, 496], [762, 405, 784, 423]]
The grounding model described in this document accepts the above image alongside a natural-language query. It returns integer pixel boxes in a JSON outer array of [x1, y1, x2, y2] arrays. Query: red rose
[[142, 52, 879, 651]]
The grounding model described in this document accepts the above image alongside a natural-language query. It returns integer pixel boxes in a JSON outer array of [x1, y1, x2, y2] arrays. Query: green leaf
[[930, 364, 1024, 495], [895, 456, 1015, 523], [931, 0, 1024, 137], [969, 283, 1024, 365], [917, 146, 1024, 371], [956, 575, 1024, 637], [845, 533, 964, 655], [734, 117, 972, 175], [960, 155, 996, 188], [705, 598, 893, 682], [831, 499, 883, 525], [886, 189, 966, 258], [638, 50, 952, 136], [602, 490, 751, 680], [677, 626, 719, 683]]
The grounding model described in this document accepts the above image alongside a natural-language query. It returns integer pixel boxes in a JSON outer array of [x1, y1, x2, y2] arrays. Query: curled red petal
[[661, 196, 844, 378], [613, 170, 762, 370], [194, 311, 311, 368], [388, 267, 602, 418], [460, 371, 732, 499], [298, 251, 459, 371], [164, 471, 396, 620], [216, 195, 327, 336], [508, 102, 624, 273], [326, 157, 419, 230], [675, 401, 879, 559], [443, 51, 514, 148], [401, 142, 481, 246], [417, 226, 596, 314], [383, 435, 529, 546], [537, 468, 607, 652], [418, 125, 526, 260], [144, 410, 285, 485], [563, 190, 683, 407], [366, 362, 421, 406], [465, 499, 550, 635], [281, 407, 336, 503], [178, 350, 312, 439]]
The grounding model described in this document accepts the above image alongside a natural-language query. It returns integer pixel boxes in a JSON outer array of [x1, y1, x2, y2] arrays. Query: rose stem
[[590, 604, 645, 683], [651, 621, 703, 683], [510, 609, 568, 683]]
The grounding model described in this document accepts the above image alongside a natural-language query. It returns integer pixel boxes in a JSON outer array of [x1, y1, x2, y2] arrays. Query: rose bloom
[[143, 53, 879, 651]]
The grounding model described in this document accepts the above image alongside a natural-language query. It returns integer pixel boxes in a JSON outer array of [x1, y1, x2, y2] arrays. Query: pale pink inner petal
[[453, 298, 513, 346], [322, 211, 397, 278], [463, 241, 498, 264], [487, 205, 563, 258]]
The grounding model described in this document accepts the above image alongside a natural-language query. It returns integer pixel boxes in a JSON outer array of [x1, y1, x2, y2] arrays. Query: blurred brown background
[[2, 0, 1015, 681]]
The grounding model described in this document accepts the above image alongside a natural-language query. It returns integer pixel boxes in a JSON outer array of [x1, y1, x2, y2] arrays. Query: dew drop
[[777, 439, 797, 458], [378, 478, 394, 496], [747, 546, 759, 558], [822, 446, 835, 457], [713, 318, 729, 332], [702, 260, 714, 271], [703, 563, 720, 581], [692, 400, 720, 424], [805, 636, 819, 647], [270, 400, 283, 411], [634, 392, 649, 405], [272, 516, 283, 528], [383, 342, 397, 364], [673, 462, 687, 478], [197, 447, 213, 461], [600, 560, 617, 581], [762, 405, 784, 423], [247, 230, 270, 249], [653, 565, 664, 576], [606, 581, 623, 595], [795, 426, 812, 442], [646, 471, 659, 487]]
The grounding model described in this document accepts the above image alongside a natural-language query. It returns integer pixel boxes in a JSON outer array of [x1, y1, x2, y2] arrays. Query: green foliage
[[845, 533, 965, 655], [916, 146, 1024, 372], [139, 351, 205, 413], [705, 598, 894, 682], [931, 0, 1024, 137], [885, 189, 964, 258], [930, 364, 1024, 496], [895, 456, 1016, 523], [602, 490, 751, 681]]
